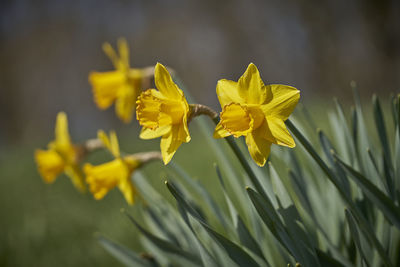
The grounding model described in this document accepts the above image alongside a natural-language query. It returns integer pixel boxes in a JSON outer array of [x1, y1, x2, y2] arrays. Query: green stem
[[211, 117, 268, 200]]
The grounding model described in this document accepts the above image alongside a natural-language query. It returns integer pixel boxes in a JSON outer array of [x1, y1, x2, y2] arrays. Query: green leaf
[[373, 95, 392, 166], [168, 161, 230, 231], [315, 249, 348, 267], [333, 98, 356, 164], [318, 129, 351, 198], [97, 235, 160, 267], [236, 215, 266, 262], [166, 181, 261, 267], [287, 119, 394, 266], [345, 209, 372, 267], [246, 187, 321, 267], [373, 95, 395, 199], [176, 203, 220, 267], [124, 212, 203, 265], [334, 154, 400, 230]]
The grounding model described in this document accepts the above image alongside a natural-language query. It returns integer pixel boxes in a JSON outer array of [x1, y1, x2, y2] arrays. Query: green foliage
[[101, 92, 400, 266]]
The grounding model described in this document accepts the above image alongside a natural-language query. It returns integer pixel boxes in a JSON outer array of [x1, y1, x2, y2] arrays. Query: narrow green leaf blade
[[334, 154, 400, 230], [97, 235, 159, 267], [166, 181, 261, 267], [124, 212, 203, 265], [345, 209, 372, 267]]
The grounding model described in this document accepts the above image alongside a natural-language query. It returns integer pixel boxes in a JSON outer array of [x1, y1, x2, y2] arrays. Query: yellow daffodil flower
[[35, 112, 86, 192], [214, 63, 300, 166], [89, 38, 143, 123], [136, 63, 191, 165], [84, 131, 140, 205]]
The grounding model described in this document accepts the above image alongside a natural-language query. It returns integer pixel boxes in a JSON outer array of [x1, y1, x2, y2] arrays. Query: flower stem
[[188, 104, 218, 122], [84, 138, 104, 152], [130, 151, 162, 164]]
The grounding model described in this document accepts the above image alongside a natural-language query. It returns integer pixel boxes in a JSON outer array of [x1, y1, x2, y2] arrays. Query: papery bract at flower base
[[136, 63, 191, 165], [84, 131, 140, 205], [34, 112, 86, 192], [214, 63, 300, 166], [89, 38, 143, 123]]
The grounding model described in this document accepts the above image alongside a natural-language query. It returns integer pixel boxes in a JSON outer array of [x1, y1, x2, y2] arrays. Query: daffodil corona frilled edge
[[136, 63, 191, 165], [214, 63, 300, 166], [89, 38, 155, 123]]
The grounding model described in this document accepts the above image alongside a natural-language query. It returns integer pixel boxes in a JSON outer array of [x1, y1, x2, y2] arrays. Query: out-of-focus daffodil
[[89, 38, 143, 123], [136, 63, 191, 165], [214, 63, 300, 166], [35, 112, 86, 191], [84, 131, 140, 205]]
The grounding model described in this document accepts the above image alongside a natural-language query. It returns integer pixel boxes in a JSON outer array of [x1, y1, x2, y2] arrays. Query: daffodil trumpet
[[35, 112, 88, 192], [84, 130, 161, 205], [213, 63, 300, 166], [89, 38, 167, 123]]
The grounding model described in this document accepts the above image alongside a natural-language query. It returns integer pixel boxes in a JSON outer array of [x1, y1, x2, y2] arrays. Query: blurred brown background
[[0, 1, 400, 266], [1, 0, 399, 148]]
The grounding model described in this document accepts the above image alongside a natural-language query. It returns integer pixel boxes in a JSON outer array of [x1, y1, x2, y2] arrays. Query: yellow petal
[[160, 97, 188, 125], [89, 71, 125, 109], [216, 79, 243, 108], [139, 125, 171, 140], [154, 63, 183, 99], [245, 131, 272, 167], [35, 149, 65, 183], [238, 63, 267, 105], [102, 42, 120, 69], [98, 130, 110, 150], [254, 119, 275, 143], [117, 38, 129, 69], [160, 125, 187, 165], [266, 117, 295, 148], [115, 85, 136, 123], [109, 131, 120, 157], [64, 165, 86, 193], [220, 103, 254, 137], [181, 112, 191, 143], [213, 121, 232, 138], [54, 112, 71, 150], [98, 130, 120, 157], [118, 177, 136, 205], [261, 84, 300, 120], [84, 159, 130, 201]]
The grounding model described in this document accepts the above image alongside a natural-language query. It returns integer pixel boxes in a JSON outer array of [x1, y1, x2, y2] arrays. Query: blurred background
[[0, 0, 399, 266]]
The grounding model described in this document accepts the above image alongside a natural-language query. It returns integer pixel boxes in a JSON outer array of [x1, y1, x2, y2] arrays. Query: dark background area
[[1, 0, 399, 147], [0, 0, 399, 266]]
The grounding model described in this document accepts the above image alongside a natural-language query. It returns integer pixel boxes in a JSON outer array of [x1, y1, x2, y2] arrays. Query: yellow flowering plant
[[136, 63, 191, 164], [34, 40, 400, 267], [84, 130, 161, 205], [89, 38, 145, 123], [35, 112, 86, 192], [213, 63, 300, 166]]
